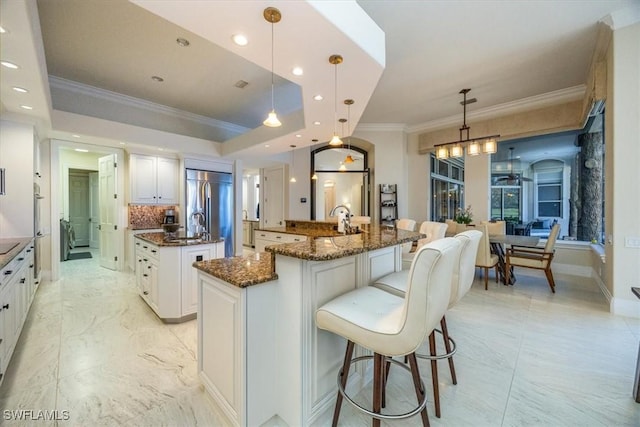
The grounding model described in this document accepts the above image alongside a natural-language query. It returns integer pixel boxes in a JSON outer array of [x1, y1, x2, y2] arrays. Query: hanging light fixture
[[289, 144, 297, 182], [343, 99, 355, 164], [328, 54, 344, 146], [263, 7, 282, 128], [434, 88, 500, 157]]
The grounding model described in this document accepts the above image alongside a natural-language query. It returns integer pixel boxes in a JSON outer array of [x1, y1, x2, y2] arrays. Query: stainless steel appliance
[[185, 169, 233, 257], [163, 209, 176, 224], [34, 183, 44, 280]]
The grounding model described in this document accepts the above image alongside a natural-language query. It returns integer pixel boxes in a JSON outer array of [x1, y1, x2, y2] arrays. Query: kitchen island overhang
[[193, 226, 424, 427]]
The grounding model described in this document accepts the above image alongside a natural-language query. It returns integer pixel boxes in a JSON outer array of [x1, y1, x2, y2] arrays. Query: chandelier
[[435, 88, 499, 159]]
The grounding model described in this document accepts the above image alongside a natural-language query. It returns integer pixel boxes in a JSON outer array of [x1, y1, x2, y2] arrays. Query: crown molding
[[602, 6, 640, 30], [48, 76, 250, 134], [406, 85, 586, 135]]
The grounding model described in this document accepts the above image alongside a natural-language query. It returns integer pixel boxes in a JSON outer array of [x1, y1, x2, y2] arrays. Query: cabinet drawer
[[135, 239, 159, 260], [254, 231, 306, 243]]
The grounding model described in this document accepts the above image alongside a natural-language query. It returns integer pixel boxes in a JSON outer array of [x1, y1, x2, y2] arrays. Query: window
[[430, 154, 464, 221], [537, 184, 562, 217]]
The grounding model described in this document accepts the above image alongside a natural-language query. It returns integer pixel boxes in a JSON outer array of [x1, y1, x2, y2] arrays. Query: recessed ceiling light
[[313, 95, 323, 101], [313, 121, 321, 125], [295, 134, 302, 138], [176, 37, 190, 47], [292, 67, 303, 76], [74, 149, 89, 153], [12, 87, 28, 93], [72, 134, 80, 138], [0, 26, 7, 34], [151, 75, 164, 82], [119, 142, 126, 145], [264, 144, 270, 148], [232, 34, 248, 46], [20, 105, 33, 110], [1, 60, 19, 69], [158, 148, 164, 151]]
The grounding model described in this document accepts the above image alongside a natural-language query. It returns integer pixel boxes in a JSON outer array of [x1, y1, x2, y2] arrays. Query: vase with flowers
[[454, 205, 473, 225]]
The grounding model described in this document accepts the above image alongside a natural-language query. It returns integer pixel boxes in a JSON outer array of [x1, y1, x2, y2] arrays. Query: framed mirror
[[310, 145, 369, 220]]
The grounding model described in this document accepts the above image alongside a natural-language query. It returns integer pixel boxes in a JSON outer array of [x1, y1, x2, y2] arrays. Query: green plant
[[454, 205, 473, 224]]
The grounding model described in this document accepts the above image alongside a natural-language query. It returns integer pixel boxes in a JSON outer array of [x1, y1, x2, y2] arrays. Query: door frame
[[50, 140, 126, 281]]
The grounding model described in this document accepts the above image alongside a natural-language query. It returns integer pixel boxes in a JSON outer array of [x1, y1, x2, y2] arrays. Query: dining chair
[[402, 221, 448, 269], [373, 230, 481, 418], [475, 224, 500, 290], [480, 220, 506, 235], [505, 223, 560, 292], [316, 238, 461, 427], [445, 219, 457, 235]]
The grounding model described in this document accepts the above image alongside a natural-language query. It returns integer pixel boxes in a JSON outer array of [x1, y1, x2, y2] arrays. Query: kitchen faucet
[[329, 204, 354, 234], [191, 211, 209, 240]]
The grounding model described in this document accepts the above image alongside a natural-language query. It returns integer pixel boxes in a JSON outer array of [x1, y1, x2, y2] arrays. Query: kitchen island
[[193, 225, 423, 427], [134, 232, 224, 322]]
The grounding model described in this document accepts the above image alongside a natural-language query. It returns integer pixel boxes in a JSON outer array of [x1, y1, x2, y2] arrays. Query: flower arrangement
[[454, 205, 473, 224]]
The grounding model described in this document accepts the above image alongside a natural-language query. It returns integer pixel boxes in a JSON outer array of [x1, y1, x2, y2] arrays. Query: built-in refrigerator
[[185, 169, 233, 257]]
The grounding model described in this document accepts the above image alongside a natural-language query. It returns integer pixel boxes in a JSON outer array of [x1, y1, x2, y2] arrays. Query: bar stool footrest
[[337, 355, 428, 420]]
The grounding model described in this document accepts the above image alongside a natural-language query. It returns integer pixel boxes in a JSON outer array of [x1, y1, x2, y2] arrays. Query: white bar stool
[[316, 238, 461, 427], [372, 230, 482, 418]]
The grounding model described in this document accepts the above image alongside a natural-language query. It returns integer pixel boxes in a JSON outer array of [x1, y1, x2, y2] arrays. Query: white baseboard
[[611, 296, 640, 319]]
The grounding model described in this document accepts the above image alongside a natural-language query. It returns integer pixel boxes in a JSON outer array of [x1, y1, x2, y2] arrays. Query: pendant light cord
[[270, 18, 275, 110]]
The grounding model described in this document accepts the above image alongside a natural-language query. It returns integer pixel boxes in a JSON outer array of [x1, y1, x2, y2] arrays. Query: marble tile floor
[[1, 250, 638, 426]]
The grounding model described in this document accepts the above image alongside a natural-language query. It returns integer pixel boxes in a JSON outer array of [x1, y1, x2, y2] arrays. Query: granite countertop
[[136, 232, 224, 247], [193, 252, 277, 288], [129, 225, 164, 231], [266, 226, 424, 261], [0, 237, 33, 270], [255, 226, 347, 239]]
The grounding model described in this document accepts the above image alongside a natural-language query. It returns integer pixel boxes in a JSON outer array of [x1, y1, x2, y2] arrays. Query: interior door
[[69, 172, 90, 247], [263, 167, 285, 228], [89, 172, 100, 248], [98, 154, 118, 270]]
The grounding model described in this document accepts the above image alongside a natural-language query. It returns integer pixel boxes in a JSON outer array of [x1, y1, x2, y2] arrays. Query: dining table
[[489, 234, 540, 285]]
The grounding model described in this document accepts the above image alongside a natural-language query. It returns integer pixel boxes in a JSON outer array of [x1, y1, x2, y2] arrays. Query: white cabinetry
[[134, 237, 224, 322], [127, 228, 162, 271], [0, 240, 36, 387], [254, 231, 306, 253], [129, 154, 179, 204]]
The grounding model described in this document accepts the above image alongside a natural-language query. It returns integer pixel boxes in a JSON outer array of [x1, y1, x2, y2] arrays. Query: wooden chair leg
[[505, 260, 510, 285], [494, 265, 499, 283], [544, 267, 556, 293], [372, 353, 383, 427], [429, 331, 441, 418], [440, 317, 456, 385], [332, 340, 355, 427], [407, 353, 430, 427], [483, 267, 489, 290]]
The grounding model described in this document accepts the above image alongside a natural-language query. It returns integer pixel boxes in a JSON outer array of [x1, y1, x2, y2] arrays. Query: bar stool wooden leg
[[407, 353, 430, 427], [332, 340, 355, 427], [440, 317, 457, 385], [428, 331, 441, 418], [373, 353, 383, 427]]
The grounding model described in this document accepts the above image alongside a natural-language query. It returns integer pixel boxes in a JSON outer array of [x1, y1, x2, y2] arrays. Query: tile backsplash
[[128, 205, 177, 230]]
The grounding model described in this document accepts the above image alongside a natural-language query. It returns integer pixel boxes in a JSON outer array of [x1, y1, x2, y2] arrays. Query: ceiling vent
[[234, 80, 249, 89]]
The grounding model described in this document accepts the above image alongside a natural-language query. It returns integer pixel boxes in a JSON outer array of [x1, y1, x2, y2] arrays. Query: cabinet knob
[[4, 270, 12, 275], [143, 291, 148, 295], [151, 249, 157, 253], [20, 278, 26, 284], [2, 304, 8, 310], [17, 257, 24, 261], [143, 258, 148, 262], [138, 259, 142, 263], [30, 264, 34, 268], [143, 274, 148, 277], [147, 266, 151, 269]]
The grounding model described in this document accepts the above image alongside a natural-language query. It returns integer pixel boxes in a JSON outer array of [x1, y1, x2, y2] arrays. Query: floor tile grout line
[[499, 292, 533, 427]]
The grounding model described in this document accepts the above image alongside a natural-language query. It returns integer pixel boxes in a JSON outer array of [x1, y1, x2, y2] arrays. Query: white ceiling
[[1, 0, 638, 166]]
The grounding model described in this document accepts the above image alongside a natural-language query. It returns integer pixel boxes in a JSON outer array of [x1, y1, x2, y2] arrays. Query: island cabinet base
[[197, 245, 401, 427]]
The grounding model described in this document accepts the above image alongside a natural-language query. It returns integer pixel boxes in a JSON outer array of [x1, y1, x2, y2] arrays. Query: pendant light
[[328, 55, 344, 146], [263, 7, 282, 128], [434, 88, 500, 157], [289, 144, 297, 183], [343, 99, 355, 164]]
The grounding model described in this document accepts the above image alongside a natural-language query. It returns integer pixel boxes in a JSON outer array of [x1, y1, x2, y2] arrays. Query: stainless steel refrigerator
[[185, 169, 233, 257]]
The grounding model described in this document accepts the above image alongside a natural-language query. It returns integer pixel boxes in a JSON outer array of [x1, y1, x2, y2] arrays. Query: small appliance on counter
[[162, 209, 180, 239]]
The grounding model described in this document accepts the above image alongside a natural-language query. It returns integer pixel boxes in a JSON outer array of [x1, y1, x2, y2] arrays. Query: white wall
[[0, 120, 35, 238], [354, 128, 407, 224], [464, 152, 492, 222], [407, 134, 430, 223], [288, 147, 311, 220], [609, 21, 640, 317]]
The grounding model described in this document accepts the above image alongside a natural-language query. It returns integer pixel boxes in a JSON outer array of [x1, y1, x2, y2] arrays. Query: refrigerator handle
[[204, 181, 212, 237]]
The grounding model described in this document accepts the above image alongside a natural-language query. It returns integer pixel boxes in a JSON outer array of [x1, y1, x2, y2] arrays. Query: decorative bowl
[[162, 223, 180, 233]]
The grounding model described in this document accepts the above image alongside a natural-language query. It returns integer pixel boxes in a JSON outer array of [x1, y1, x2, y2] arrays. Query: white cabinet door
[[130, 154, 157, 204], [181, 243, 223, 316], [156, 157, 179, 204]]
